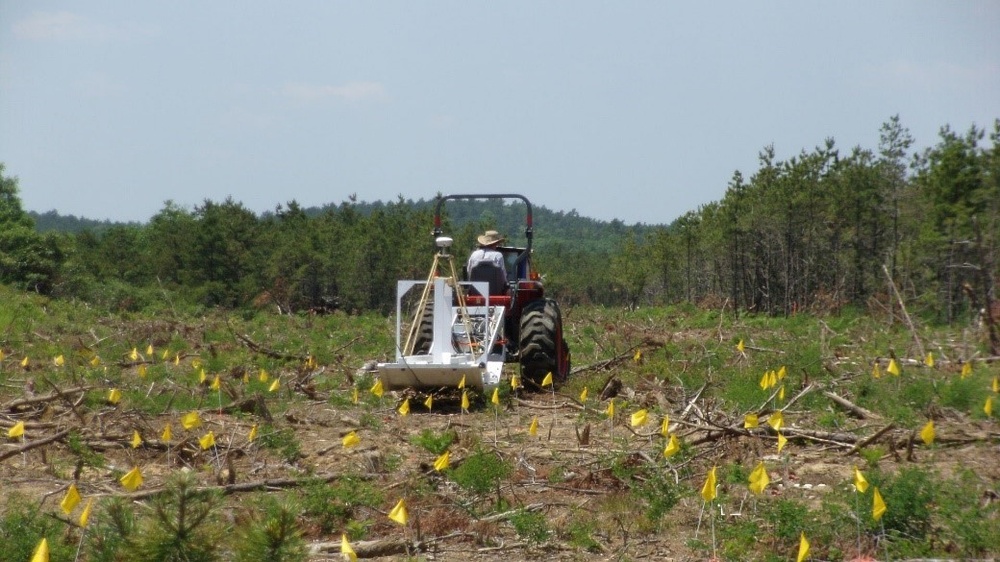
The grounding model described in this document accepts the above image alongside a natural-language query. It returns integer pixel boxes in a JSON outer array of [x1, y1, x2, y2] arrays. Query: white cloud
[[12, 11, 158, 42], [281, 81, 388, 103]]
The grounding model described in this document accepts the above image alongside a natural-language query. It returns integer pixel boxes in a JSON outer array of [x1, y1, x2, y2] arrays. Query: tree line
[[2, 116, 998, 325]]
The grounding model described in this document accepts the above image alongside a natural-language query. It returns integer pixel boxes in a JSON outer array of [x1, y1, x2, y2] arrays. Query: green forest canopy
[[4, 116, 999, 327]]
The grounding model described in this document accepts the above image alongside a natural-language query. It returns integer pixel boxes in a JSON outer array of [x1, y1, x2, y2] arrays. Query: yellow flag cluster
[[760, 369, 778, 390], [748, 461, 769, 495], [700, 466, 717, 502]]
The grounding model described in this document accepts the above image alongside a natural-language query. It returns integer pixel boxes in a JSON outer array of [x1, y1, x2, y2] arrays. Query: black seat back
[[469, 262, 507, 295]]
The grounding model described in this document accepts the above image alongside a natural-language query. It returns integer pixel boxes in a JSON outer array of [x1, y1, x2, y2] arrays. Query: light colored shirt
[[467, 248, 507, 279]]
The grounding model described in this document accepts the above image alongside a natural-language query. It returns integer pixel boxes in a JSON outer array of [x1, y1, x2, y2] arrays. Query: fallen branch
[[4, 386, 95, 412], [0, 429, 71, 462], [229, 323, 305, 361], [844, 423, 896, 456], [309, 538, 414, 558], [108, 471, 373, 501], [824, 391, 880, 420]]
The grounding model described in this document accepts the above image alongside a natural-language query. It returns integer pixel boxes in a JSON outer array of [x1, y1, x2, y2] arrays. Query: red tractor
[[375, 194, 570, 391]]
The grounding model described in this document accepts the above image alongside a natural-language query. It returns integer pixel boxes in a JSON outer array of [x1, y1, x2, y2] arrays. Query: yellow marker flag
[[887, 358, 900, 376], [924, 352, 934, 367], [424, 395, 433, 411], [161, 349, 170, 361], [872, 486, 887, 521], [993, 376, 999, 393], [511, 374, 521, 390], [759, 371, 770, 390], [579, 387, 588, 402], [107, 388, 122, 405], [342, 431, 360, 448], [920, 420, 935, 445], [259, 369, 269, 383], [748, 461, 770, 495], [138, 364, 147, 378], [458, 374, 466, 389], [872, 362, 881, 378], [778, 385, 786, 401], [0, 349, 4, 361], [491, 387, 500, 405], [352, 387, 359, 404], [985, 396, 993, 417], [120, 466, 143, 491], [90, 355, 101, 367], [398, 398, 410, 416], [606, 399, 615, 420], [541, 372, 554, 387], [853, 466, 869, 493], [660, 416, 670, 437], [700, 466, 717, 502], [54, 354, 64, 367], [269, 378, 280, 392], [242, 371, 250, 384], [131, 430, 142, 449], [130, 347, 139, 361], [777, 365, 787, 380], [663, 433, 680, 458], [796, 532, 810, 562], [630, 409, 649, 428], [744, 413, 759, 429], [433, 450, 450, 471], [370, 378, 383, 398], [146, 344, 154, 356], [461, 390, 470, 411], [199, 431, 216, 450], [768, 370, 778, 388], [737, 339, 745, 353], [79, 498, 94, 528], [961, 361, 973, 378], [60, 484, 82, 514], [248, 424, 258, 442], [191, 358, 202, 369], [198, 369, 207, 384], [210, 375, 221, 390], [31, 538, 49, 562], [388, 498, 408, 525], [181, 411, 202, 430], [21, 356, 29, 368], [174, 352, 180, 366], [767, 411, 784, 430], [634, 349, 642, 363], [8, 421, 25, 439], [341, 534, 357, 562], [528, 417, 539, 436], [777, 432, 788, 453], [161, 423, 172, 442]]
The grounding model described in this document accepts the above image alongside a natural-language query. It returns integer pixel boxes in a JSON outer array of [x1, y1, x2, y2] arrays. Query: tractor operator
[[466, 230, 508, 294]]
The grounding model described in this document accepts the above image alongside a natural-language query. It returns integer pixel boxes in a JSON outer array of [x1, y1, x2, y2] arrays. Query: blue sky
[[1, 2, 998, 225]]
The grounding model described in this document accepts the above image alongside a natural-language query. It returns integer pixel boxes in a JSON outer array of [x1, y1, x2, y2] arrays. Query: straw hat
[[477, 230, 504, 246]]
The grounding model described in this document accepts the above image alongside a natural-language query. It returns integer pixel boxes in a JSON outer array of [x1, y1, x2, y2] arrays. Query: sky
[[1, 2, 998, 226]]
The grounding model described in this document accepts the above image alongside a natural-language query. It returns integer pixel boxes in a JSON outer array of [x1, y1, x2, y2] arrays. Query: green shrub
[[451, 447, 510, 497], [410, 428, 457, 455], [299, 476, 383, 535], [234, 498, 307, 562], [129, 472, 222, 562], [509, 509, 550, 544]]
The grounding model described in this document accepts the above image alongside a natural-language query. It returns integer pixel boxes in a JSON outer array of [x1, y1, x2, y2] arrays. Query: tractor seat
[[469, 262, 508, 296]]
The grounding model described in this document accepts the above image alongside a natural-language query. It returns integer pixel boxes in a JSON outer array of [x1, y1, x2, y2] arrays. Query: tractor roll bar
[[433, 193, 534, 250]]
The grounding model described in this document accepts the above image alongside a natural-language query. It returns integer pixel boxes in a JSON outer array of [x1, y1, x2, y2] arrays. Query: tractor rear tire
[[519, 298, 570, 385], [411, 301, 434, 355]]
